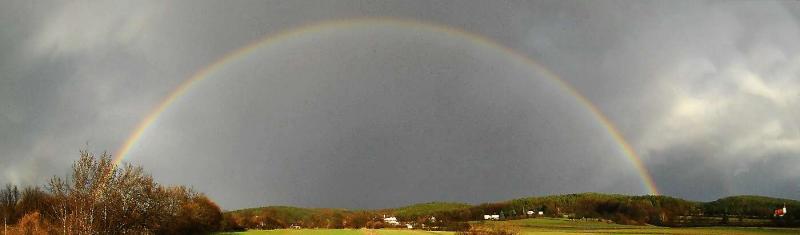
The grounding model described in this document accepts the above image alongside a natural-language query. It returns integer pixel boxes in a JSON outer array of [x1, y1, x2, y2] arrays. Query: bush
[[16, 211, 51, 235], [443, 221, 471, 231], [366, 221, 385, 229]]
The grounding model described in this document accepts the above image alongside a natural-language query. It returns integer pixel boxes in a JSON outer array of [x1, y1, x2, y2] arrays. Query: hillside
[[228, 206, 321, 222], [387, 202, 472, 219], [223, 193, 800, 229], [704, 195, 800, 217]]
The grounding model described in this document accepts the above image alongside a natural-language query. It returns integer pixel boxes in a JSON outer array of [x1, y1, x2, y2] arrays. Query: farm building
[[383, 215, 400, 225], [774, 204, 788, 217]]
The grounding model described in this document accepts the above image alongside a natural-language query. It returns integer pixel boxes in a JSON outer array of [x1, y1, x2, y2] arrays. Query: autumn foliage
[[1, 150, 222, 234]]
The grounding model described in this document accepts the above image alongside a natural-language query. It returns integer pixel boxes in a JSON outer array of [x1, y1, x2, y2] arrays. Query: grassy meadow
[[219, 218, 800, 234], [217, 229, 454, 234], [479, 218, 800, 234]]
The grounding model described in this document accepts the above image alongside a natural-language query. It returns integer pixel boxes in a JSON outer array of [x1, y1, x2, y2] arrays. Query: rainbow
[[112, 17, 660, 195]]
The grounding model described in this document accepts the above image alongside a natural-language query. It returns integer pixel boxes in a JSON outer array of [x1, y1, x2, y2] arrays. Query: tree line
[[220, 205, 473, 231], [1, 150, 223, 234]]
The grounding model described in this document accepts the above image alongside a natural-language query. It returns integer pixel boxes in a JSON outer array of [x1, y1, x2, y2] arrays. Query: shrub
[[17, 211, 51, 235]]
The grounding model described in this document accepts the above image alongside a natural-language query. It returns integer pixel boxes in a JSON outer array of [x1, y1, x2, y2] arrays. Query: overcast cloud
[[1, 1, 798, 210]]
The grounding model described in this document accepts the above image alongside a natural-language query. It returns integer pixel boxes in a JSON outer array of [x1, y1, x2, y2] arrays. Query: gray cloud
[[1, 0, 798, 209], [517, 1, 800, 201]]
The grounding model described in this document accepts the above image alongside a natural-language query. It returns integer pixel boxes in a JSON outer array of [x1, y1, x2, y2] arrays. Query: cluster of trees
[[221, 207, 392, 230], [703, 195, 800, 226], [222, 205, 473, 231], [493, 193, 697, 225], [704, 195, 799, 217], [1, 150, 223, 234]]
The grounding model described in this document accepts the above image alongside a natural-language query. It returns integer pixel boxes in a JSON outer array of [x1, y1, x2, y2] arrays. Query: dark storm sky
[[1, 0, 799, 210]]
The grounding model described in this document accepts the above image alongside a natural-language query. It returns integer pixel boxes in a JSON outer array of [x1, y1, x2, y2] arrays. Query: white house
[[383, 215, 400, 226], [483, 214, 500, 220]]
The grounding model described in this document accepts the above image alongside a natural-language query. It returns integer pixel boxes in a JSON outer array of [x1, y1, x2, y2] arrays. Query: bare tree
[[2, 184, 20, 233], [44, 149, 222, 234]]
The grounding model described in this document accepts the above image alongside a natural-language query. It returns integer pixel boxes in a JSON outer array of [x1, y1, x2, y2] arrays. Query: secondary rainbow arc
[[112, 17, 660, 195]]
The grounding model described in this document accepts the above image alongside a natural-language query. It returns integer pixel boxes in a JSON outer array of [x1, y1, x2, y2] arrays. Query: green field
[[217, 229, 453, 235], [218, 218, 800, 234], [480, 218, 800, 234]]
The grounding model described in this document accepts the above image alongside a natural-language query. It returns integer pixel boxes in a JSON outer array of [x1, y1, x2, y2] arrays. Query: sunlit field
[[479, 218, 800, 234], [219, 218, 800, 235], [218, 229, 454, 235], [218, 229, 363, 235]]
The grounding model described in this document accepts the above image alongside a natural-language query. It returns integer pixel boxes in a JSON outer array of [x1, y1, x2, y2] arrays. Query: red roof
[[775, 208, 785, 216]]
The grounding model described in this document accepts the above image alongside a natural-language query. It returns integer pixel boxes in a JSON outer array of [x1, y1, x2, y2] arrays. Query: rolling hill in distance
[[223, 193, 800, 230]]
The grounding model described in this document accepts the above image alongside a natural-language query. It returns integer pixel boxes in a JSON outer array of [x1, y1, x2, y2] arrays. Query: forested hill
[[704, 195, 800, 217], [223, 193, 800, 230], [385, 202, 472, 218]]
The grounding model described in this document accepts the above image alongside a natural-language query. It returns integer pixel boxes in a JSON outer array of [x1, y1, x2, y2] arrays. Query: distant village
[[373, 209, 546, 230]]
